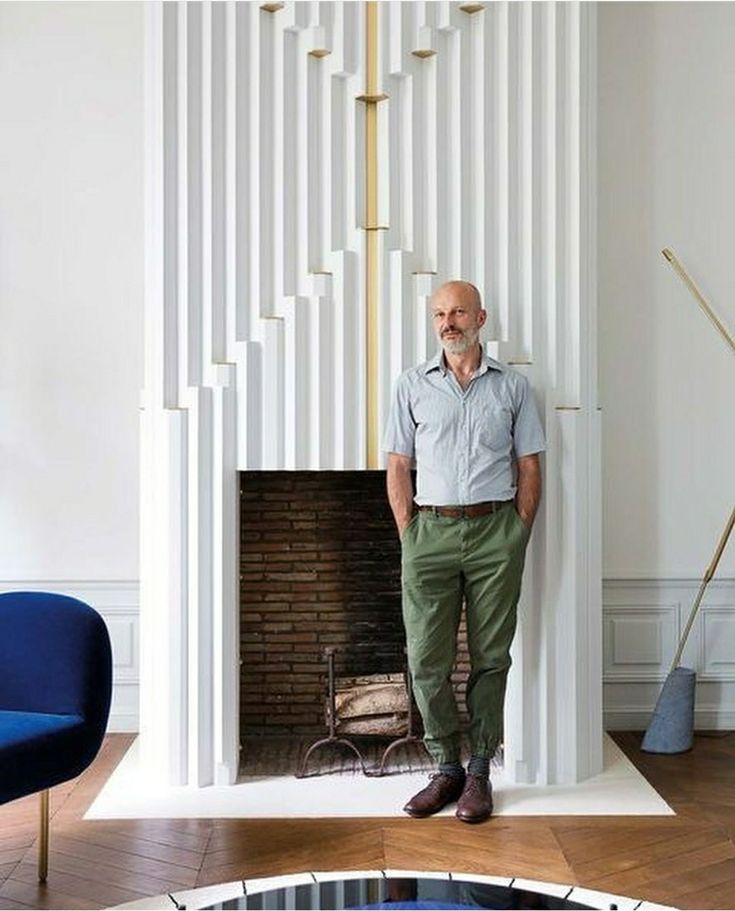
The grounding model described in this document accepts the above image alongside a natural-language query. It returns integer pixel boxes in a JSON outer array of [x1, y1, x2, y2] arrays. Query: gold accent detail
[[412, 270, 438, 275], [659, 249, 734, 674], [38, 789, 49, 883], [309, 48, 331, 58], [356, 93, 389, 104], [459, 3, 485, 12], [260, 3, 283, 11], [364, 0, 382, 469], [310, 270, 333, 275], [412, 49, 436, 59], [662, 248, 735, 354], [671, 506, 735, 672], [507, 360, 532, 366]]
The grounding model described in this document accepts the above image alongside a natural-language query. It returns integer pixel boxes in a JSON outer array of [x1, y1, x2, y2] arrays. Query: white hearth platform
[[86, 733, 673, 819]]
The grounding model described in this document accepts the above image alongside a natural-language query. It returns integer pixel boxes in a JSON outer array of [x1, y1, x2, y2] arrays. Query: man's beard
[[439, 325, 480, 355]]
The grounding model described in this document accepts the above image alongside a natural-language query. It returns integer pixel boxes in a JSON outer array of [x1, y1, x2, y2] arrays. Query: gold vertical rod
[[365, 0, 379, 468], [38, 789, 49, 883], [662, 248, 735, 354]]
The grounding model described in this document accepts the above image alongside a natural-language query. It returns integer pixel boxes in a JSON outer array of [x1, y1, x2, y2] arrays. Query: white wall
[[599, 1, 735, 580], [599, 2, 735, 728], [0, 2, 143, 729]]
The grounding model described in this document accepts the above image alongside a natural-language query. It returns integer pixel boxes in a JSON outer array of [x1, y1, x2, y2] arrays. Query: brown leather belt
[[418, 500, 511, 518]]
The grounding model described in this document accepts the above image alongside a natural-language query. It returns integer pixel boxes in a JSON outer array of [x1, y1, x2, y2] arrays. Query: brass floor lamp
[[641, 248, 735, 753]]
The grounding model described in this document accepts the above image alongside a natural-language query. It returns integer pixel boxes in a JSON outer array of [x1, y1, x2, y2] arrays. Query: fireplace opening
[[239, 471, 473, 776]]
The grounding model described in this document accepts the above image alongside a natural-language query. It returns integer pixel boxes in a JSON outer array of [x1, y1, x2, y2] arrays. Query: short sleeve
[[381, 372, 416, 457], [512, 375, 546, 458]]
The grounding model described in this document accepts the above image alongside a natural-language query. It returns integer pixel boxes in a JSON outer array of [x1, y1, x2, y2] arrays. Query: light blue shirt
[[382, 347, 546, 506]]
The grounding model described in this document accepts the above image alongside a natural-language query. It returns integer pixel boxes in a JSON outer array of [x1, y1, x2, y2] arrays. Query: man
[[382, 280, 545, 823]]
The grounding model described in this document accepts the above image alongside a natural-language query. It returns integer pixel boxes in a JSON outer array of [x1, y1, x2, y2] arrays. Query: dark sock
[[438, 760, 465, 780], [468, 755, 490, 779]]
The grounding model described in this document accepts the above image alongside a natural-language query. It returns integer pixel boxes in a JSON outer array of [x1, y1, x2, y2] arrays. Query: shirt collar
[[423, 345, 505, 377]]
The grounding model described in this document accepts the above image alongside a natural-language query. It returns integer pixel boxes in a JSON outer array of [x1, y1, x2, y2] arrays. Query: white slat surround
[[141, 1, 600, 786]]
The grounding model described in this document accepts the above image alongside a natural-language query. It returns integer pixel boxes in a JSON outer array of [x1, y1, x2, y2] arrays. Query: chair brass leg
[[38, 789, 49, 883]]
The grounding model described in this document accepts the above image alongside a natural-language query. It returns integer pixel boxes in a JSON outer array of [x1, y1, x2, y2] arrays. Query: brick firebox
[[240, 471, 470, 740]]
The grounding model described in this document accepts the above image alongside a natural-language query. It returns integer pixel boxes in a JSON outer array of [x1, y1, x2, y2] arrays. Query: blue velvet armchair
[[0, 591, 112, 881]]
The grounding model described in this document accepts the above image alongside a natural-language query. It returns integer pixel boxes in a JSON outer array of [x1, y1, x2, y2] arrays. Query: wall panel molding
[[603, 578, 735, 729]]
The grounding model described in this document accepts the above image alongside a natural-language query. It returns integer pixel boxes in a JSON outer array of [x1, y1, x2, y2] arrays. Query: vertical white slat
[[272, 4, 287, 313], [506, 1, 521, 353], [318, 48, 333, 274], [141, 3, 191, 788], [201, 2, 213, 372], [262, 317, 285, 468], [283, 299, 310, 469], [519, 0, 534, 363], [211, 0, 239, 787], [581, 0, 603, 780], [144, 1, 165, 412], [307, 53, 324, 273], [414, 272, 434, 366], [495, 1, 510, 340], [210, 1, 227, 365], [211, 369, 238, 785], [568, 1, 581, 405], [258, 8, 278, 316], [186, 385, 213, 786], [459, 12, 474, 282], [238, 339, 263, 469], [311, 292, 334, 468], [177, 1, 190, 395], [241, 2, 260, 339], [161, 3, 179, 408], [226, 1, 239, 353], [186, 3, 203, 388], [555, 1, 581, 406], [480, 5, 496, 335], [330, 74, 349, 469], [542, 1, 557, 389], [282, 27, 302, 297], [467, 10, 485, 294], [436, 25, 461, 278]]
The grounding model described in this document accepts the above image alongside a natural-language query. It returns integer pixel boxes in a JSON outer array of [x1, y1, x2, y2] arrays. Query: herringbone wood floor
[[1, 732, 735, 910]]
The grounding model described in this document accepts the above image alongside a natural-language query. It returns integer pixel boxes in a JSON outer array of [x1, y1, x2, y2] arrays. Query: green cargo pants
[[400, 500, 531, 764]]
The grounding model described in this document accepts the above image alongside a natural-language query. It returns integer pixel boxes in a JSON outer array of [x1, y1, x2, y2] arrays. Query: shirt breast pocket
[[476, 402, 513, 452]]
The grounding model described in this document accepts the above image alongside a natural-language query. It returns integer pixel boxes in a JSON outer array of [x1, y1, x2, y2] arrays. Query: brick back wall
[[240, 471, 469, 738]]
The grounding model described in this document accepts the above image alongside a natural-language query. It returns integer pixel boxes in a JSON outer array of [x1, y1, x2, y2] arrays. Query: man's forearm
[[387, 461, 415, 534], [515, 455, 542, 528]]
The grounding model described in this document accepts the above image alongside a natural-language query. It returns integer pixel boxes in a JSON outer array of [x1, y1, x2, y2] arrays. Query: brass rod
[[662, 248, 735, 354], [38, 789, 49, 883], [671, 507, 735, 672], [661, 248, 734, 670]]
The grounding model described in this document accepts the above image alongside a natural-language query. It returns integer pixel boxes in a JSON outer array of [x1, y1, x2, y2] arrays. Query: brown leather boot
[[456, 774, 494, 823], [403, 772, 466, 818]]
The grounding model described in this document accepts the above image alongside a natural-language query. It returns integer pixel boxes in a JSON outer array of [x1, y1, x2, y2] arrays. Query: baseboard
[[0, 580, 140, 733]]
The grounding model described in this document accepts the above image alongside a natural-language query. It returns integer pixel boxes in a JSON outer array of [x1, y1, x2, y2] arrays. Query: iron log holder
[[295, 647, 424, 778]]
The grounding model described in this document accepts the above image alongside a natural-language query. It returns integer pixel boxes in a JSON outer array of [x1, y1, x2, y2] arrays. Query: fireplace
[[141, 2, 602, 789], [239, 471, 472, 752]]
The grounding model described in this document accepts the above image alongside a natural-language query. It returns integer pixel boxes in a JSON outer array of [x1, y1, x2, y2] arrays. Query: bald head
[[431, 280, 487, 356], [431, 280, 483, 313]]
